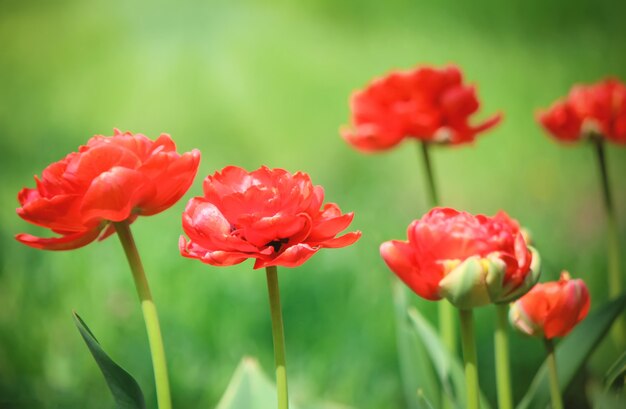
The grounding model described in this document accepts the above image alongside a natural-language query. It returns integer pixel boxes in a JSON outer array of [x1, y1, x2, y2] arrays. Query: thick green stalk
[[495, 304, 513, 409], [544, 338, 563, 409], [420, 142, 456, 408], [459, 309, 480, 409], [114, 222, 172, 409], [265, 266, 289, 409], [593, 138, 625, 347]]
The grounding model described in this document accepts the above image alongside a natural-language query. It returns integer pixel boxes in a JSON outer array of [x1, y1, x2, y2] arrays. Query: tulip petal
[[15, 226, 105, 251], [314, 231, 361, 248], [81, 167, 156, 223], [308, 209, 355, 241], [139, 149, 201, 215], [380, 240, 440, 300], [179, 236, 251, 266], [181, 198, 259, 253], [253, 243, 318, 269]]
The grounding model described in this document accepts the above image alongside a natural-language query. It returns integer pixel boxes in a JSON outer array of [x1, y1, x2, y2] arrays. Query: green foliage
[[216, 357, 355, 409], [73, 312, 145, 409], [215, 358, 290, 409], [407, 307, 492, 409], [517, 294, 626, 409], [604, 351, 626, 390], [392, 280, 439, 408]]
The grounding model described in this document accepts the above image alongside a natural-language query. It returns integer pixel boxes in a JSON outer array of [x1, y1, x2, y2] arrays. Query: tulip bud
[[509, 272, 590, 339], [438, 247, 541, 309]]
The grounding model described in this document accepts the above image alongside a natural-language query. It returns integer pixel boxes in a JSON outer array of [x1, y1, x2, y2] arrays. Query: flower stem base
[[266, 266, 289, 409], [495, 304, 513, 409], [459, 309, 480, 409], [114, 221, 171, 409]]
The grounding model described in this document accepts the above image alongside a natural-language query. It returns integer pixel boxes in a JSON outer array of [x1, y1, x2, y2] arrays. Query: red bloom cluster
[[380, 208, 538, 308], [341, 65, 502, 152], [509, 272, 590, 339], [180, 166, 361, 269], [16, 130, 200, 250], [538, 78, 626, 144]]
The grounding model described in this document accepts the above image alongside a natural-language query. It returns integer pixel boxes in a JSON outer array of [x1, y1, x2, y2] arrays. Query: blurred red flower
[[509, 272, 590, 339], [341, 65, 502, 152], [538, 78, 626, 144], [380, 207, 540, 309], [16, 129, 200, 250], [179, 166, 361, 269]]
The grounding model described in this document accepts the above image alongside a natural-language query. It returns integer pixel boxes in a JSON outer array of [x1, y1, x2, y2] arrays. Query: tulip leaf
[[587, 380, 626, 409], [216, 357, 300, 409], [392, 280, 440, 409], [73, 312, 146, 409], [516, 294, 626, 409], [604, 350, 626, 390], [407, 306, 492, 409]]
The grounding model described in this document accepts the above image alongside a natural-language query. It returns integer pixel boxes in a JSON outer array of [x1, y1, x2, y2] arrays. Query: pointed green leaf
[[517, 294, 626, 409], [392, 280, 440, 409], [73, 312, 146, 409], [216, 357, 300, 409], [604, 350, 626, 389], [407, 307, 492, 409]]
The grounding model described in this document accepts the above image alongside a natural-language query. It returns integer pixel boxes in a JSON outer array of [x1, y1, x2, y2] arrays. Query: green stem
[[459, 309, 480, 409], [495, 304, 513, 409], [420, 141, 455, 409], [592, 138, 625, 347], [544, 338, 563, 409], [266, 266, 289, 409], [419, 142, 440, 206], [113, 222, 171, 409]]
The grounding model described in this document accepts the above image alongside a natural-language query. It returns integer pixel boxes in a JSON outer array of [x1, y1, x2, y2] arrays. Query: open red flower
[[380, 207, 540, 309], [509, 272, 590, 339], [341, 65, 502, 152], [538, 78, 626, 144], [16, 129, 201, 250], [179, 166, 361, 269]]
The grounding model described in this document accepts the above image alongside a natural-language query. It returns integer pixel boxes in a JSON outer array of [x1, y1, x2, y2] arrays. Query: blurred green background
[[1, 0, 625, 408]]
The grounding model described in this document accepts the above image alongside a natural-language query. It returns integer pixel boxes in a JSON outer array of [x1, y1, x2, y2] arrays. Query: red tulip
[[380, 208, 540, 309], [538, 78, 626, 144], [179, 166, 361, 269], [341, 65, 502, 152], [509, 272, 590, 339], [16, 129, 201, 250]]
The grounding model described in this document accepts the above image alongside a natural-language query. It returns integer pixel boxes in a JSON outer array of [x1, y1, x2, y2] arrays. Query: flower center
[[267, 238, 289, 253]]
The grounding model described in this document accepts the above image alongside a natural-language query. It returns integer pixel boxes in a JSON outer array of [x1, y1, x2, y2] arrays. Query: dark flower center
[[267, 238, 289, 253]]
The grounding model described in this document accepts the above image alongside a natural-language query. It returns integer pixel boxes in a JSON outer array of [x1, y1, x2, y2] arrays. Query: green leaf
[[588, 380, 626, 409], [517, 294, 626, 409], [216, 357, 299, 409], [73, 312, 146, 409], [407, 307, 492, 409], [605, 350, 626, 389], [392, 280, 440, 409]]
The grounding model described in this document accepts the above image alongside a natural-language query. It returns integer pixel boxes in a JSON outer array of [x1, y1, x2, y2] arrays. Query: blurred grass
[[1, 0, 626, 408]]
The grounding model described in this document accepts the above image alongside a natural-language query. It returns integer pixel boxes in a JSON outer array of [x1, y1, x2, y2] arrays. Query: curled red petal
[[308, 211, 355, 241], [15, 226, 105, 251], [380, 240, 441, 300], [313, 231, 361, 248], [80, 167, 156, 223], [471, 112, 503, 134], [179, 236, 250, 266], [139, 149, 201, 216], [253, 243, 318, 269], [17, 193, 89, 232]]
